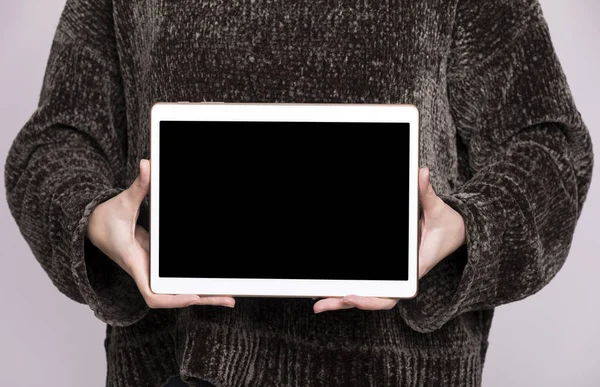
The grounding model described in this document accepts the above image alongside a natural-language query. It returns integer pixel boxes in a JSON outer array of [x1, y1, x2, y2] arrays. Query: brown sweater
[[4, 0, 594, 386]]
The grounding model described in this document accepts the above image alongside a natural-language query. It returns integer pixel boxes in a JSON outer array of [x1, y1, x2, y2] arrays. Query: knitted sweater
[[5, 0, 594, 386]]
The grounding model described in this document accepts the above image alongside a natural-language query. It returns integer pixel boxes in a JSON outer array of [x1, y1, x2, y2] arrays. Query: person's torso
[[105, 2, 488, 386]]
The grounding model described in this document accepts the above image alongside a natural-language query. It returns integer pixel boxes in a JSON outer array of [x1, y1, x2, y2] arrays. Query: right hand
[[86, 159, 236, 309]]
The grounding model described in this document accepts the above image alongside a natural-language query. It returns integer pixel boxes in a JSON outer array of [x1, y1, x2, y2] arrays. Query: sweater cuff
[[67, 187, 149, 326], [398, 192, 496, 333]]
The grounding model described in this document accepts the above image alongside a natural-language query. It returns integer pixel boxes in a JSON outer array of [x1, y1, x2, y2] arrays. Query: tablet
[[149, 102, 420, 298]]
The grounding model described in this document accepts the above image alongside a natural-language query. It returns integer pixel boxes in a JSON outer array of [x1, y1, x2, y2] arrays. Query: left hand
[[313, 167, 466, 313]]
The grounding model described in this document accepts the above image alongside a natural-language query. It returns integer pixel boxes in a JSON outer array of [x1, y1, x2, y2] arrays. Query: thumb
[[125, 159, 150, 207], [418, 167, 438, 212]]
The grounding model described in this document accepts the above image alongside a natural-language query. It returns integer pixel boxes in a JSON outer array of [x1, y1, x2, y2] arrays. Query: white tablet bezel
[[150, 102, 420, 298]]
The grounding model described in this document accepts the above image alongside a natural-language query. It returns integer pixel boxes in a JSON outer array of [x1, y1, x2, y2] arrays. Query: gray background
[[0, 1, 598, 386]]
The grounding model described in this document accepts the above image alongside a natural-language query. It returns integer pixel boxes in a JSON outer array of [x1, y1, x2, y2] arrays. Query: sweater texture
[[4, 0, 594, 386]]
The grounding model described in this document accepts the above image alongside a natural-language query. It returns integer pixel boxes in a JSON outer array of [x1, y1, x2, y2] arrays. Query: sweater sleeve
[[398, 0, 594, 333], [4, 0, 148, 327]]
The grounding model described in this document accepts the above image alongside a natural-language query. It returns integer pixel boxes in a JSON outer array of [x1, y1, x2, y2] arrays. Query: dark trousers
[[164, 375, 216, 387]]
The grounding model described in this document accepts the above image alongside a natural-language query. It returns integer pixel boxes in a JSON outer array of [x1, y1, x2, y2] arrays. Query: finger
[[418, 167, 437, 212], [313, 297, 355, 313], [191, 296, 237, 307], [129, 254, 197, 308], [146, 294, 235, 309], [341, 295, 398, 311], [145, 294, 212, 309], [129, 249, 235, 309], [125, 159, 150, 207], [138, 277, 236, 309]]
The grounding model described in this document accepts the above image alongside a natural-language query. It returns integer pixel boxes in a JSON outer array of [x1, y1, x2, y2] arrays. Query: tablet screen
[[157, 120, 410, 281]]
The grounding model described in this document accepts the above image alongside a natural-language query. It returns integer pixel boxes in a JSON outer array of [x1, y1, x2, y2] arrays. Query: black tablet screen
[[157, 121, 411, 280]]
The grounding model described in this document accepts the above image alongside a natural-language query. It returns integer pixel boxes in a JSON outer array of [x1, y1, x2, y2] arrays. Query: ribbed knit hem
[[178, 322, 484, 387], [105, 311, 180, 387]]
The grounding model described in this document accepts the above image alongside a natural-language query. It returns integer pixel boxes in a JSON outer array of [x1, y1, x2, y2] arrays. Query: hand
[[313, 166, 466, 313], [86, 159, 236, 309]]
